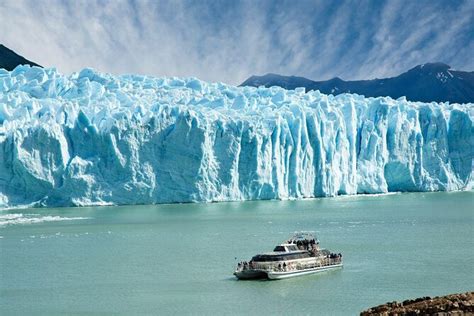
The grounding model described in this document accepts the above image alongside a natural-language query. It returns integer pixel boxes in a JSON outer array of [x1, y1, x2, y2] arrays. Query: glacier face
[[0, 66, 472, 208]]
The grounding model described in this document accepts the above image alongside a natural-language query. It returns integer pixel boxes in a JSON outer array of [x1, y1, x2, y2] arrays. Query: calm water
[[1, 192, 473, 315]]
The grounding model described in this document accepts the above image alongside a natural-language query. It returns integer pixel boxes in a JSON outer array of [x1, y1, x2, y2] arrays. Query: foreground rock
[[361, 292, 474, 315]]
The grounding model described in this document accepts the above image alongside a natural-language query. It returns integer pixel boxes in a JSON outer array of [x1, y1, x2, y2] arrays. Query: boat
[[234, 232, 343, 280]]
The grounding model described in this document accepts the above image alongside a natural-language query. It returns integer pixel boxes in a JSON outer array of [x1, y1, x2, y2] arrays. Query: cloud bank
[[1, 0, 473, 85]]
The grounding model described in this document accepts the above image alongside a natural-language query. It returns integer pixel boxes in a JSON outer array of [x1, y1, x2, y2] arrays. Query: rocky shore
[[361, 292, 474, 315]]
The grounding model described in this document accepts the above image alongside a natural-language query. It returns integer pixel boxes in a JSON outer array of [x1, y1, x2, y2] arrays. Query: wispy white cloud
[[0, 0, 472, 85], [355, 0, 474, 79]]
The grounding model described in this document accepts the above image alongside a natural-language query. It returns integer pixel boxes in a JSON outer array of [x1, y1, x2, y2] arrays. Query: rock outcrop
[[361, 292, 474, 315]]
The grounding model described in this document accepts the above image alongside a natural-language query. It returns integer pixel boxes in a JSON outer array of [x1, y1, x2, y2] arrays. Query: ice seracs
[[0, 66, 472, 208]]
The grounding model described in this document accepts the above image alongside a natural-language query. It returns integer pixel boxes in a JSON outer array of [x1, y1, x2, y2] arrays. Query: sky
[[0, 0, 473, 85]]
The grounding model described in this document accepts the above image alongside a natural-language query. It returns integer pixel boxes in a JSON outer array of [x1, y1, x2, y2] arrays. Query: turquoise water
[[1, 192, 473, 315]]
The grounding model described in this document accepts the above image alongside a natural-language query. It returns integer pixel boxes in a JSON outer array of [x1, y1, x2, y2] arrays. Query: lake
[[1, 191, 473, 315]]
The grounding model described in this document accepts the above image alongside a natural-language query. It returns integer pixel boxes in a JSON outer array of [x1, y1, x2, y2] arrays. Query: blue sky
[[1, 0, 473, 84]]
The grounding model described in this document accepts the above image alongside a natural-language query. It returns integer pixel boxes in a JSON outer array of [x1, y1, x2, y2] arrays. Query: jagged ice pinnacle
[[0, 66, 472, 207]]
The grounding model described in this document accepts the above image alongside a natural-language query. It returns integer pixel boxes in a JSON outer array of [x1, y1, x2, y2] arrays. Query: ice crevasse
[[0, 66, 472, 207]]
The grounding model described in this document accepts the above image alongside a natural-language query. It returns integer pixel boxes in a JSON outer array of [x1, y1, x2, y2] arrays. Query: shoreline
[[1, 189, 473, 211], [361, 292, 474, 315]]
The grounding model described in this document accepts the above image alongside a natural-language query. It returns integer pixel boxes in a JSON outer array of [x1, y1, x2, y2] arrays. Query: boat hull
[[267, 263, 343, 280], [234, 269, 268, 280], [234, 263, 343, 280]]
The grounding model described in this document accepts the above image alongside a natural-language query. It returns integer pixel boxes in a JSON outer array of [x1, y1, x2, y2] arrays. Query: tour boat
[[234, 232, 343, 280]]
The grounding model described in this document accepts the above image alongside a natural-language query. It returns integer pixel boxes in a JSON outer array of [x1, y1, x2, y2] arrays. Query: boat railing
[[235, 257, 342, 272], [272, 258, 342, 272]]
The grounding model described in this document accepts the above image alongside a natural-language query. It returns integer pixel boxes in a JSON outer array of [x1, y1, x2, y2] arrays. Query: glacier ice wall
[[0, 66, 472, 207]]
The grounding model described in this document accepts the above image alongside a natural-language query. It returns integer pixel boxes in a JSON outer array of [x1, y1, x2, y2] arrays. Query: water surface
[[1, 192, 473, 315]]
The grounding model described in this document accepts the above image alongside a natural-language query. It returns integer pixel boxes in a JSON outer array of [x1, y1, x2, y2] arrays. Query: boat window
[[287, 245, 298, 251], [251, 252, 311, 262], [273, 246, 286, 252]]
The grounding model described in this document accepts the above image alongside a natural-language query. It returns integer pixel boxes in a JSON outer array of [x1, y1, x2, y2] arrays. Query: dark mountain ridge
[[1, 44, 472, 104], [0, 44, 41, 71], [241, 63, 474, 104]]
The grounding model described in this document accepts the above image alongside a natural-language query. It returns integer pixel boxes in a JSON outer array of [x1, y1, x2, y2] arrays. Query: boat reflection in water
[[234, 232, 342, 280]]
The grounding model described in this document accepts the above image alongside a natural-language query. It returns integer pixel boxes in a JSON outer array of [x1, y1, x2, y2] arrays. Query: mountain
[[241, 63, 474, 104], [0, 44, 41, 71], [0, 66, 472, 207]]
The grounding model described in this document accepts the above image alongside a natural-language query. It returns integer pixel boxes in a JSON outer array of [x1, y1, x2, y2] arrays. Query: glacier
[[0, 65, 472, 208]]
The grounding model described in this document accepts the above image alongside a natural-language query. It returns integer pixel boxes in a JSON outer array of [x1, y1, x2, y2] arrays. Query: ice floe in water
[[0, 213, 90, 227]]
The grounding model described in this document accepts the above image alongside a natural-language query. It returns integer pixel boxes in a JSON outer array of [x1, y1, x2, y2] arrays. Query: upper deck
[[251, 251, 311, 262]]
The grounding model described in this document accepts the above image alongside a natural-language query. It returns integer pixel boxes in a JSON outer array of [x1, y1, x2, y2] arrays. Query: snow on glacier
[[0, 65, 472, 208]]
